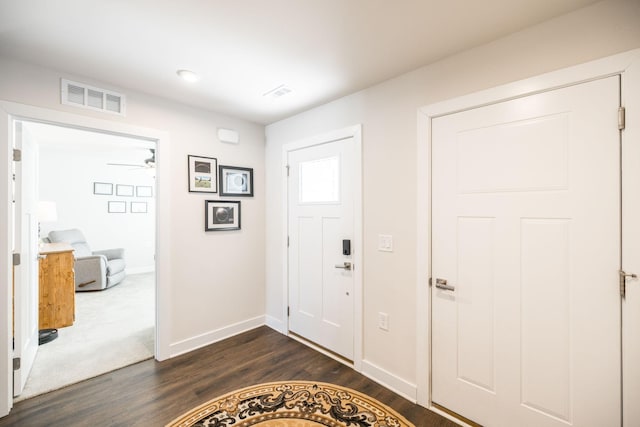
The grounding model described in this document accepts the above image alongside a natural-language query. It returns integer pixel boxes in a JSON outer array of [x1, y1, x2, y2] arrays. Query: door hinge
[[12, 253, 20, 266], [287, 306, 290, 317], [428, 277, 432, 287], [619, 270, 637, 298], [287, 236, 289, 247], [286, 164, 290, 177], [619, 107, 626, 131], [13, 149, 21, 162], [13, 357, 20, 371]]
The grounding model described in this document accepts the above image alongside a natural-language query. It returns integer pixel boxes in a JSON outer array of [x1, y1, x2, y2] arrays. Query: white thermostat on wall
[[218, 128, 239, 144]]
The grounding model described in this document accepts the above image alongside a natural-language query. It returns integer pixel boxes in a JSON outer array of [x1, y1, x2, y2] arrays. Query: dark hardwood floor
[[0, 326, 457, 426]]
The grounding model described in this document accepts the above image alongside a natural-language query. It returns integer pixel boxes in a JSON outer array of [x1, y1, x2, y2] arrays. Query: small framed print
[[219, 165, 253, 197], [108, 201, 126, 213], [136, 186, 153, 197], [116, 184, 134, 197], [188, 155, 217, 193], [205, 200, 241, 231], [94, 182, 113, 195], [131, 201, 148, 213]]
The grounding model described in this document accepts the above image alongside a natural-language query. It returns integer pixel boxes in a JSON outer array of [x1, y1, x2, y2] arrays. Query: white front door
[[287, 136, 356, 360], [13, 121, 40, 396], [431, 76, 621, 426]]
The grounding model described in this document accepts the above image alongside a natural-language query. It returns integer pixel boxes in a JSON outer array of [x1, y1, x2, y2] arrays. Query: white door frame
[[12, 121, 40, 397], [281, 124, 363, 370], [416, 49, 640, 423], [0, 101, 173, 417]]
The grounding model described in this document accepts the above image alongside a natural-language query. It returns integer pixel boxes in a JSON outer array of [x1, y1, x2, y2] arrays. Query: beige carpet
[[166, 381, 415, 427], [15, 272, 155, 401]]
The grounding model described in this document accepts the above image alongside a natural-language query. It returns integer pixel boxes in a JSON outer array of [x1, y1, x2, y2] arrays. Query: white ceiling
[[0, 0, 600, 124]]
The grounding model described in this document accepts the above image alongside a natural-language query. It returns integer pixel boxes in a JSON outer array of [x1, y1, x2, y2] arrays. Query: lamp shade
[[38, 201, 58, 222]]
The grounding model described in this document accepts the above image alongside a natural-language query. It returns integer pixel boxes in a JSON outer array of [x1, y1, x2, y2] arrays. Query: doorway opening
[[12, 120, 157, 401]]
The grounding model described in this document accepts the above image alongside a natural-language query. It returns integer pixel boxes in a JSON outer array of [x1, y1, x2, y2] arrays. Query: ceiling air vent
[[61, 79, 126, 116], [263, 84, 292, 99]]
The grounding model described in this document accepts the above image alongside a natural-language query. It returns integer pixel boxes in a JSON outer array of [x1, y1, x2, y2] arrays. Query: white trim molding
[[361, 360, 417, 403], [169, 316, 265, 357], [280, 124, 363, 371], [265, 315, 286, 334], [621, 52, 640, 427], [416, 48, 640, 422], [127, 266, 156, 275], [0, 101, 171, 417]]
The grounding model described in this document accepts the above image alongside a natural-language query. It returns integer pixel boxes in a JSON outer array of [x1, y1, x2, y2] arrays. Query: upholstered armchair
[[47, 229, 126, 291]]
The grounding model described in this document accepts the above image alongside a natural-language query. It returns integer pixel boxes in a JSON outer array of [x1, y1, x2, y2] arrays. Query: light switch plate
[[378, 234, 393, 252], [378, 312, 389, 331]]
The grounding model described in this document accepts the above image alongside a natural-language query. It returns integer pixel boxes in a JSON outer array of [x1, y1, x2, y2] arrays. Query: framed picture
[[108, 201, 126, 213], [116, 184, 134, 197], [188, 155, 217, 193], [136, 186, 153, 197], [219, 165, 254, 197], [205, 200, 241, 231], [131, 201, 148, 213], [94, 182, 113, 195]]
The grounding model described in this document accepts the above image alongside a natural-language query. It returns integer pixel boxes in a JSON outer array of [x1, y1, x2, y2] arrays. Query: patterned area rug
[[166, 381, 415, 427]]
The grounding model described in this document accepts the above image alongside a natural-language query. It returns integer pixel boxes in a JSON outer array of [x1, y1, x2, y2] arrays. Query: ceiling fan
[[107, 148, 155, 169]]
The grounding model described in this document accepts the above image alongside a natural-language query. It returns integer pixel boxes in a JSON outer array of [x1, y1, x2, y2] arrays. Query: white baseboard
[[127, 266, 155, 275], [169, 315, 265, 357], [166, 316, 417, 406], [361, 360, 417, 403], [265, 315, 286, 333]]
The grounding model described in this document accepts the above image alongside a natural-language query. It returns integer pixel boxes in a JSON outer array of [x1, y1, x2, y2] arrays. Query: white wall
[[0, 56, 266, 353], [265, 0, 640, 397], [38, 142, 155, 273]]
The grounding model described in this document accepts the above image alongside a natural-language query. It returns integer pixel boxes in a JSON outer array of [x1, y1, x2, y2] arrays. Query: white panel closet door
[[431, 76, 620, 427]]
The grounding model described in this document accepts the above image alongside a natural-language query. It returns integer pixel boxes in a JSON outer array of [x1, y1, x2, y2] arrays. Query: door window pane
[[299, 156, 340, 203]]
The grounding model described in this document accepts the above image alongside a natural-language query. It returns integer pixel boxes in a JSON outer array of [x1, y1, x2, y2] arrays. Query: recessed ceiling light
[[177, 69, 199, 83]]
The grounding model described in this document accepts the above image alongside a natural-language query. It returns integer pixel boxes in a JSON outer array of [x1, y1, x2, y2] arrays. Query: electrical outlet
[[378, 312, 389, 331], [378, 234, 393, 252]]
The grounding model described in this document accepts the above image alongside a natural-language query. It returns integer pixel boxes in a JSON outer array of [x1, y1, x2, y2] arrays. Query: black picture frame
[[219, 165, 254, 197], [93, 182, 113, 195], [131, 201, 148, 213], [136, 186, 153, 197], [108, 201, 126, 213], [205, 200, 241, 231], [116, 184, 134, 197], [188, 155, 218, 193]]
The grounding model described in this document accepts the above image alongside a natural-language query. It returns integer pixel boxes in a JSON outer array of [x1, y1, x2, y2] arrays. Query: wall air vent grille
[[61, 79, 126, 116], [105, 94, 121, 113], [262, 84, 292, 99], [87, 89, 104, 109], [67, 84, 85, 105]]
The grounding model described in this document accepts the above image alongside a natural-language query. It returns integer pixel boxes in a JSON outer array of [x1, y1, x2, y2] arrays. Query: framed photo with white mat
[[219, 165, 253, 197], [188, 155, 218, 193], [205, 200, 241, 231]]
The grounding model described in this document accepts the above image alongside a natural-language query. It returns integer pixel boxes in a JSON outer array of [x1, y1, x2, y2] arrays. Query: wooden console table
[[39, 243, 75, 329]]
